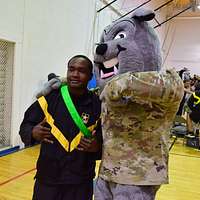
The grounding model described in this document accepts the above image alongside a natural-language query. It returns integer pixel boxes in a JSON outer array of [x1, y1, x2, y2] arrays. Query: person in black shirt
[[187, 82, 200, 125], [19, 55, 102, 200], [176, 79, 191, 116]]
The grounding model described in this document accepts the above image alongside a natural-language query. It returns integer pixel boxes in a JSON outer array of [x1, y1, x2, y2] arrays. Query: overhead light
[[194, 0, 200, 9], [190, 0, 200, 11], [197, 1, 200, 9]]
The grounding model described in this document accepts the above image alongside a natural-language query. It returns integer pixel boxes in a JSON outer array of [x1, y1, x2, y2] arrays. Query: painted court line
[[0, 168, 36, 187], [170, 152, 200, 158]]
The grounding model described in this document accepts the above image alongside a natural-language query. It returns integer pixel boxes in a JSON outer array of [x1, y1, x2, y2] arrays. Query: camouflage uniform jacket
[[99, 69, 184, 185]]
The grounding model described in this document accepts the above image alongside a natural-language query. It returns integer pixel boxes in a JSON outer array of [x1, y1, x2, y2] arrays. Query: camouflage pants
[[94, 177, 159, 200]]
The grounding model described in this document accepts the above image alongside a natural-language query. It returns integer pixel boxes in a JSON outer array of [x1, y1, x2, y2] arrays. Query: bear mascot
[[93, 9, 184, 200]]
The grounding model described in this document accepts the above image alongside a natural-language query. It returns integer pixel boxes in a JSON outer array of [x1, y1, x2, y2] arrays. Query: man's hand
[[77, 131, 100, 152], [32, 119, 53, 144]]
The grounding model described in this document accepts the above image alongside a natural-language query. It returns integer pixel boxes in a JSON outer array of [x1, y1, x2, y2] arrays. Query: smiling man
[[19, 55, 102, 200], [67, 55, 93, 93]]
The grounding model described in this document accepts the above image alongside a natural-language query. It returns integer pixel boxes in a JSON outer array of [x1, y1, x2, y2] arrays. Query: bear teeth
[[103, 58, 118, 68], [100, 65, 118, 79]]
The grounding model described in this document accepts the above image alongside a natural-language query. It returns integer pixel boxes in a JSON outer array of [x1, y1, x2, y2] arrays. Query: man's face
[[184, 80, 190, 89], [67, 57, 91, 90]]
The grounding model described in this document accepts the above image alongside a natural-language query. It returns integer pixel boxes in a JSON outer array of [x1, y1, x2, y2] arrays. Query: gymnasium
[[0, 0, 200, 199]]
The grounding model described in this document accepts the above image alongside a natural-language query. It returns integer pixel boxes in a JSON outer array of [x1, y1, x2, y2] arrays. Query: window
[[0, 40, 14, 148]]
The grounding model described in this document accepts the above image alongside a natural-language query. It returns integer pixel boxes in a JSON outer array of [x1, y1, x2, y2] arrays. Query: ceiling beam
[[98, 0, 122, 16]]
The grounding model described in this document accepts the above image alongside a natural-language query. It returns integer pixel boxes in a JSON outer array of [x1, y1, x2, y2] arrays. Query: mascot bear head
[[94, 9, 162, 88]]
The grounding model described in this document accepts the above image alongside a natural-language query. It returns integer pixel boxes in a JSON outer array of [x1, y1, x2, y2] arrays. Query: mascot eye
[[114, 31, 126, 39]]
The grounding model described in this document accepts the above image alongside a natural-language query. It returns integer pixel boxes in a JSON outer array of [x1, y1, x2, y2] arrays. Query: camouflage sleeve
[[100, 69, 184, 107]]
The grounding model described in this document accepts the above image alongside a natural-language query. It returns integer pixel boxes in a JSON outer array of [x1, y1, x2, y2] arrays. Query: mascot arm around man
[[36, 8, 184, 200]]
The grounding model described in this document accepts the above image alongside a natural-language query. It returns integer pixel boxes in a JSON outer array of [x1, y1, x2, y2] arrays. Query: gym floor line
[[0, 168, 36, 187]]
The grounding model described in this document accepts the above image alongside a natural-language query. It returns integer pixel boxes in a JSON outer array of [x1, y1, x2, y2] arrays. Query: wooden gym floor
[[0, 139, 200, 200]]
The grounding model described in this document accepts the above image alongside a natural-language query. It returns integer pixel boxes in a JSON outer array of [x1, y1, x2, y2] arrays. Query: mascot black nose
[[96, 43, 108, 55]]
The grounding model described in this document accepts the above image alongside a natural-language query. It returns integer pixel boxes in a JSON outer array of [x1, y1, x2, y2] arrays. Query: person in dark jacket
[[176, 79, 191, 116], [186, 81, 200, 136], [19, 55, 102, 200], [187, 82, 200, 123]]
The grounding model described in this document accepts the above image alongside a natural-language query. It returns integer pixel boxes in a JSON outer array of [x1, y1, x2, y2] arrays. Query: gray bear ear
[[132, 8, 155, 21]]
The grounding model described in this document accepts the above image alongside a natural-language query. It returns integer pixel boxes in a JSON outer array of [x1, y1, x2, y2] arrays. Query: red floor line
[[0, 168, 36, 186]]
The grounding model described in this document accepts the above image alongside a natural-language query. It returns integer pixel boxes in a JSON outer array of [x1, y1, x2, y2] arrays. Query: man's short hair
[[67, 55, 93, 74]]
